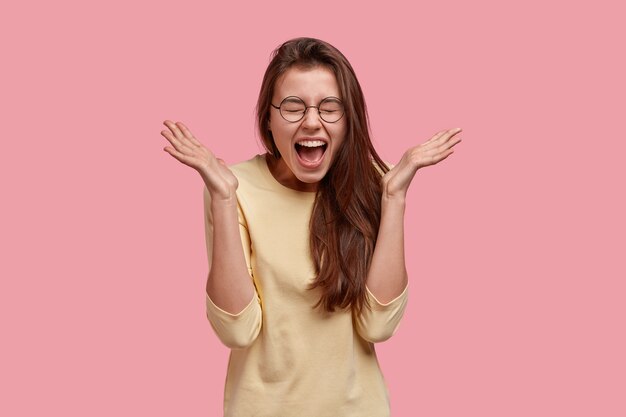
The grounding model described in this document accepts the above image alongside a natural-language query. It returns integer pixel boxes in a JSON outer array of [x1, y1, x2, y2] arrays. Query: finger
[[161, 129, 191, 153], [424, 129, 448, 145], [163, 146, 196, 167], [437, 128, 462, 144], [161, 123, 197, 153], [438, 148, 454, 163], [451, 137, 462, 148], [176, 122, 203, 147], [434, 147, 455, 164], [164, 120, 187, 142], [424, 128, 462, 151], [171, 121, 203, 151], [435, 136, 462, 153]]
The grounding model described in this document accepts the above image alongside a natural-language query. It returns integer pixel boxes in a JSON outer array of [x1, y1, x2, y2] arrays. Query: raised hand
[[160, 120, 238, 201], [382, 128, 462, 200]]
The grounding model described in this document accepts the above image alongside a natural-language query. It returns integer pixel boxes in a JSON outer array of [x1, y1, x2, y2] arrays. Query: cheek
[[331, 125, 348, 148], [270, 124, 295, 151]]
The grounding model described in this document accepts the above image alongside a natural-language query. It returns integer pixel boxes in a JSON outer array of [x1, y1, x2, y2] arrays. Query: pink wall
[[1, 0, 624, 416]]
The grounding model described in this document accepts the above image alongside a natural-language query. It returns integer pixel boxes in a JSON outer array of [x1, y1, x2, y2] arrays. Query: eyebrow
[[279, 96, 343, 103]]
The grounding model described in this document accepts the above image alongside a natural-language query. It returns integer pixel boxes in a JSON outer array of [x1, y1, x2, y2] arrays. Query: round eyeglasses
[[270, 96, 345, 123]]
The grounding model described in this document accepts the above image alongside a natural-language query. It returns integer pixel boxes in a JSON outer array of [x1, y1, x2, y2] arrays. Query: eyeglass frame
[[270, 96, 346, 123]]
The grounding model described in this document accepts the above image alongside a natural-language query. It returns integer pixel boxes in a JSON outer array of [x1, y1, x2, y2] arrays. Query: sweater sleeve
[[353, 159, 408, 343], [354, 284, 409, 343], [203, 186, 262, 349]]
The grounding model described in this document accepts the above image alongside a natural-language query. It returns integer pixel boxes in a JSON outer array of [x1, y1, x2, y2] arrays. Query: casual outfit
[[204, 154, 408, 417]]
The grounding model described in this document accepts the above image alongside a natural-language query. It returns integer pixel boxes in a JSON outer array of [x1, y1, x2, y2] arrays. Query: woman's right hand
[[160, 120, 238, 201]]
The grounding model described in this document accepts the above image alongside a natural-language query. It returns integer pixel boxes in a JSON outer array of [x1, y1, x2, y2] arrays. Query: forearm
[[366, 196, 409, 304], [206, 198, 256, 314]]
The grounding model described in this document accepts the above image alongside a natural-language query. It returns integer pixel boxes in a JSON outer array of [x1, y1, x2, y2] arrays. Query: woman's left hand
[[382, 127, 463, 201]]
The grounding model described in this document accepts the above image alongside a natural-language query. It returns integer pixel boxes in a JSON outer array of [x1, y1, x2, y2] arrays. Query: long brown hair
[[256, 37, 389, 315]]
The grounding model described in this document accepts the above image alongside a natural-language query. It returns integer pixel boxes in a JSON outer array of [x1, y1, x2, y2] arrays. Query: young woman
[[160, 37, 462, 417]]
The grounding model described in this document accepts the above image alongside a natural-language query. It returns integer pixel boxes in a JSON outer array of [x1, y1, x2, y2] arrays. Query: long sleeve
[[203, 186, 262, 349], [202, 155, 410, 416], [354, 283, 409, 343]]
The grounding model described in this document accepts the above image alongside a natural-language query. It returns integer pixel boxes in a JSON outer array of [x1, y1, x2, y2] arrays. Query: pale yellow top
[[204, 154, 409, 417]]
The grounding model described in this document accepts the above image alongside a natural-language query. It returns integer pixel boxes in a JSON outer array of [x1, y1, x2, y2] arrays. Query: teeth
[[296, 140, 326, 147]]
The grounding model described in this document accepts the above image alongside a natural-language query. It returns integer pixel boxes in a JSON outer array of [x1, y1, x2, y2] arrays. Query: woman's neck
[[265, 154, 318, 193]]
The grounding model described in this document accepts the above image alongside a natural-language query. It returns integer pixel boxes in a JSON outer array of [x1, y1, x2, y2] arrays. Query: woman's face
[[268, 66, 347, 192]]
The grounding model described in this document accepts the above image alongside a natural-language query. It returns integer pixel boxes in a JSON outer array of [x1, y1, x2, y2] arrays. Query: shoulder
[[202, 155, 264, 203], [227, 154, 277, 207], [229, 154, 263, 177], [226, 154, 268, 190]]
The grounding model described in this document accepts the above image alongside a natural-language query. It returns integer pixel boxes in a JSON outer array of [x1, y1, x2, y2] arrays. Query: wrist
[[381, 193, 406, 212], [381, 184, 407, 205], [210, 195, 238, 211], [202, 175, 238, 203]]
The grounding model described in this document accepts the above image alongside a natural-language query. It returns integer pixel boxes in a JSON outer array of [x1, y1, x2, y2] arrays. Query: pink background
[[1, 0, 624, 415]]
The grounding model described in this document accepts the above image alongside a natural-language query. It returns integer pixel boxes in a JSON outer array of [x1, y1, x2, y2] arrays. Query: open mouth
[[294, 140, 328, 165]]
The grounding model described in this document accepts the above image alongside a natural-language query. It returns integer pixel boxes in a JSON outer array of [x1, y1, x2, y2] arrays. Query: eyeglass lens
[[280, 97, 344, 123]]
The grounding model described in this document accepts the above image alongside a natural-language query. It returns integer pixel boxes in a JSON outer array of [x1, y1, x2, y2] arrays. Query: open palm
[[160, 120, 238, 201], [382, 128, 462, 200]]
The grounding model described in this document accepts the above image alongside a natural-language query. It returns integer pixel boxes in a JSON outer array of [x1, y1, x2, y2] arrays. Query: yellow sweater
[[204, 154, 409, 417]]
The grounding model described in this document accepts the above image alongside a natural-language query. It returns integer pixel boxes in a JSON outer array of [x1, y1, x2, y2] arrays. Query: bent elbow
[[215, 320, 262, 349], [355, 284, 409, 343], [356, 323, 398, 343], [205, 292, 263, 349]]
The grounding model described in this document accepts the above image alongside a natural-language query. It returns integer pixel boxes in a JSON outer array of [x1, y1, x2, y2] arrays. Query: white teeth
[[296, 140, 326, 147]]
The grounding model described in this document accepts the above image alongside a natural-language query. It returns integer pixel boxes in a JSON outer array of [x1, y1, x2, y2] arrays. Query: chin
[[295, 170, 327, 184]]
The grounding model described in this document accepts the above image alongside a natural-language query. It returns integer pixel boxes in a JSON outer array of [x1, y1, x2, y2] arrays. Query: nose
[[301, 106, 323, 129]]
